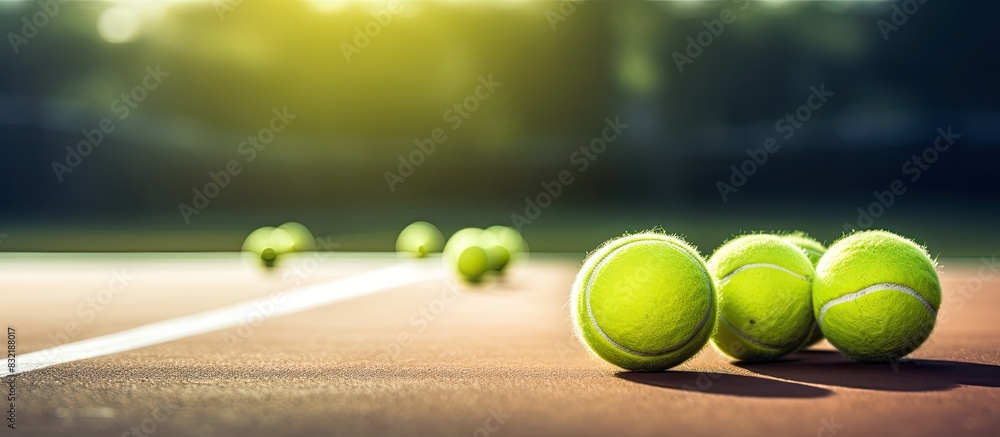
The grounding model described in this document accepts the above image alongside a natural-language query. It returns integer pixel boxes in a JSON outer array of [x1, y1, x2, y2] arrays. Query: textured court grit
[[2, 256, 998, 437]]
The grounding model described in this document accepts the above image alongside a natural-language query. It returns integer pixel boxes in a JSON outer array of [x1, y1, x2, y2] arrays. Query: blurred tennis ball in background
[[443, 228, 491, 283], [481, 225, 527, 273], [708, 234, 816, 362], [813, 230, 941, 362], [479, 231, 510, 272], [571, 232, 716, 371], [781, 232, 827, 349], [242, 226, 296, 268], [278, 222, 316, 252], [396, 221, 445, 258], [456, 246, 490, 283]]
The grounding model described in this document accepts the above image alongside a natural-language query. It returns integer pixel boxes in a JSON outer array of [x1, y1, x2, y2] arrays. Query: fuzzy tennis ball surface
[[708, 234, 816, 362], [782, 232, 826, 266], [396, 221, 445, 258], [278, 222, 316, 252], [813, 230, 941, 362], [443, 228, 490, 283], [781, 232, 827, 348], [571, 232, 715, 371]]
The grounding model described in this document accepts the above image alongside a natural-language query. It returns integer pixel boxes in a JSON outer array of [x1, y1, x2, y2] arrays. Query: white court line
[[11, 263, 443, 376]]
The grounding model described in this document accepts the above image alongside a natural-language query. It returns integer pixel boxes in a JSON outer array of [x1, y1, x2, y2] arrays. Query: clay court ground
[[3, 2, 999, 436], [3, 253, 998, 437]]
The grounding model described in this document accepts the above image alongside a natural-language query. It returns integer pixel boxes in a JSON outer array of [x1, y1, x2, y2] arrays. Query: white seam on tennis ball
[[717, 313, 790, 350], [719, 263, 808, 286], [585, 239, 713, 357], [818, 282, 938, 326]]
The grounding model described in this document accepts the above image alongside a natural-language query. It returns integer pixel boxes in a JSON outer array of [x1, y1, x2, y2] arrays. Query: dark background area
[[0, 0, 997, 254]]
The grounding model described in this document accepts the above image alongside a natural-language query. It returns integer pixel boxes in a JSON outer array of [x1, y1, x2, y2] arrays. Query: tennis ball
[[242, 226, 275, 266], [456, 246, 489, 282], [481, 226, 527, 273], [479, 231, 511, 272], [396, 221, 445, 258], [813, 230, 941, 362], [443, 228, 490, 283], [708, 234, 816, 362], [571, 232, 715, 371], [782, 232, 826, 266], [485, 226, 527, 255], [781, 232, 827, 348], [278, 222, 316, 252], [242, 227, 296, 268]]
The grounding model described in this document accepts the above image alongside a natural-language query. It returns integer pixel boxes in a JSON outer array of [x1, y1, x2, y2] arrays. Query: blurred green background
[[0, 0, 997, 255]]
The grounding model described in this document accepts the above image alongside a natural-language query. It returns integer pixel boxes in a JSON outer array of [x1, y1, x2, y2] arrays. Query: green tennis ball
[[571, 232, 715, 371], [482, 237, 511, 272], [260, 248, 278, 267], [485, 225, 527, 254], [242, 227, 296, 268], [443, 228, 490, 283], [482, 226, 527, 273], [813, 230, 941, 363], [396, 221, 445, 258], [781, 232, 828, 348], [782, 232, 826, 266], [242, 227, 272, 253], [456, 246, 490, 283], [708, 234, 816, 362], [278, 222, 316, 252]]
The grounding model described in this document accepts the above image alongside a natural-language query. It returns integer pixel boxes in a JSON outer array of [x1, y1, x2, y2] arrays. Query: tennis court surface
[[4, 254, 998, 436]]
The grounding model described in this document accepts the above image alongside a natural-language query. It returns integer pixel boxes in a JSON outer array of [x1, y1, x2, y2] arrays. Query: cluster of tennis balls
[[571, 229, 941, 371], [241, 222, 316, 268], [396, 221, 527, 283]]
